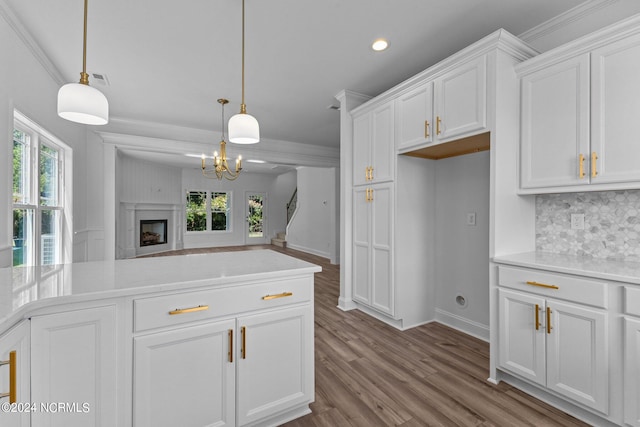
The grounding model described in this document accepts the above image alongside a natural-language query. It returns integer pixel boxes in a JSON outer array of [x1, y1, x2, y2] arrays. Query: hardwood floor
[[144, 245, 588, 427]]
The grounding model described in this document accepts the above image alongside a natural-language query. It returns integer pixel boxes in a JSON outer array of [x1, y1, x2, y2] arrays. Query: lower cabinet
[[625, 317, 640, 426], [0, 321, 30, 427], [498, 288, 608, 414]]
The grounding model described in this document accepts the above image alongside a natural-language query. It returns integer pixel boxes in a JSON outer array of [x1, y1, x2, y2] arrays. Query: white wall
[[0, 13, 88, 267], [434, 151, 490, 337], [286, 167, 338, 262]]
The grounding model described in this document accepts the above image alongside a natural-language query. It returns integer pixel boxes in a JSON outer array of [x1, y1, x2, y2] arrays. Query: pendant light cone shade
[[58, 82, 109, 125], [228, 112, 259, 144]]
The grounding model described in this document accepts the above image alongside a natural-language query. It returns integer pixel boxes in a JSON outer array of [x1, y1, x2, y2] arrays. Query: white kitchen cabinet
[[0, 321, 30, 427], [30, 305, 118, 427], [352, 184, 393, 316], [625, 317, 640, 427], [134, 319, 235, 427], [396, 82, 433, 151], [498, 286, 608, 414], [352, 101, 394, 186], [237, 305, 313, 426]]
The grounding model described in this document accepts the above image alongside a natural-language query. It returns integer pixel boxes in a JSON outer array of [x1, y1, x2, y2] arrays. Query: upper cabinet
[[353, 100, 394, 186], [396, 55, 487, 152], [518, 18, 640, 193]]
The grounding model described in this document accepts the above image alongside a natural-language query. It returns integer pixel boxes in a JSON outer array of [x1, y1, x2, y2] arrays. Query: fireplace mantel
[[118, 202, 184, 259]]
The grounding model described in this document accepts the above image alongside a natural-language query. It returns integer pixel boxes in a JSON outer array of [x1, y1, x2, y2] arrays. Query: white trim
[[285, 242, 330, 261], [434, 308, 490, 342]]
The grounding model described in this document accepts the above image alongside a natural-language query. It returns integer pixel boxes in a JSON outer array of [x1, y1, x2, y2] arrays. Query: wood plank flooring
[[144, 245, 589, 427]]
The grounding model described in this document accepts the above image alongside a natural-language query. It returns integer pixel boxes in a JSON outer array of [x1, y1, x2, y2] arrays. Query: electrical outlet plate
[[571, 213, 585, 230], [467, 212, 476, 226]]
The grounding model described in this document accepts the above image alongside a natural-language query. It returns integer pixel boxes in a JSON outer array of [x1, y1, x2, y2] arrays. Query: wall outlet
[[571, 213, 585, 230], [467, 212, 476, 226]]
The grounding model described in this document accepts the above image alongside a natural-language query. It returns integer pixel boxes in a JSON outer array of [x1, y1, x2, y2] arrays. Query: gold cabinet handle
[[228, 329, 233, 363], [591, 151, 598, 177], [241, 326, 246, 359], [546, 307, 552, 334], [436, 116, 442, 135], [579, 154, 585, 179], [365, 167, 370, 181], [369, 166, 374, 181], [0, 351, 16, 403], [262, 292, 293, 300], [526, 281, 559, 290], [535, 304, 540, 331], [168, 305, 209, 315], [424, 120, 430, 138], [369, 188, 373, 202]]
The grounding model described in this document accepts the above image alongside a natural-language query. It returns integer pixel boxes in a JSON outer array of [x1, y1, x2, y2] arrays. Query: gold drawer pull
[[534, 304, 540, 331], [228, 329, 233, 363], [169, 305, 209, 315], [424, 120, 430, 138], [0, 351, 16, 403], [546, 307, 553, 334], [591, 151, 598, 177], [579, 154, 585, 179], [526, 281, 559, 290], [436, 116, 442, 135], [262, 292, 293, 301], [241, 326, 246, 359]]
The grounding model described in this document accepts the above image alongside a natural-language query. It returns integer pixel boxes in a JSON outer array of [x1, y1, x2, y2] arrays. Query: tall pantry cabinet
[[338, 30, 537, 329]]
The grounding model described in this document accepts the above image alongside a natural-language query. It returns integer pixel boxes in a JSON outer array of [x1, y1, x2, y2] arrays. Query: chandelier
[[202, 99, 242, 180]]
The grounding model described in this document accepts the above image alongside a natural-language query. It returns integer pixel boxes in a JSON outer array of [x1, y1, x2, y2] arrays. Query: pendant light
[[228, 0, 259, 144], [57, 0, 109, 125], [201, 99, 243, 180]]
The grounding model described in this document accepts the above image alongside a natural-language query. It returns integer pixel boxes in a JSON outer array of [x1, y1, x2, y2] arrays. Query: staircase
[[271, 232, 287, 248]]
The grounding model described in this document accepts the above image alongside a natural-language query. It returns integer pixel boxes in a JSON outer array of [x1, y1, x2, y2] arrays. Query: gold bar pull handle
[[365, 167, 369, 181], [262, 292, 293, 301], [0, 351, 16, 403], [241, 326, 246, 359], [546, 307, 552, 334], [169, 305, 209, 315], [535, 304, 540, 331], [579, 154, 585, 179], [365, 188, 370, 202], [228, 329, 233, 363], [591, 151, 598, 177], [424, 120, 430, 138], [526, 281, 559, 290], [369, 166, 374, 181], [436, 116, 442, 135], [369, 188, 373, 202]]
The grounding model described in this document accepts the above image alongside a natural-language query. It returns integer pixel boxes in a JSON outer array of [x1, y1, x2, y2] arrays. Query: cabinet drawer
[[498, 266, 608, 308], [134, 277, 312, 332], [625, 286, 640, 317]]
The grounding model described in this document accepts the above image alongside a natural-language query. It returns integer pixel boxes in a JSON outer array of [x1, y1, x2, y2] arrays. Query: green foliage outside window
[[186, 191, 207, 231]]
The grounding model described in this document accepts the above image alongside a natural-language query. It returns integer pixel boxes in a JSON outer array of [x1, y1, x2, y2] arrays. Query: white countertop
[[0, 250, 321, 335], [493, 251, 640, 285]]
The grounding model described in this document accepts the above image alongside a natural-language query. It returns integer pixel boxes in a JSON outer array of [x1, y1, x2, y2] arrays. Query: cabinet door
[[546, 300, 608, 414], [624, 317, 640, 426], [353, 187, 371, 305], [370, 184, 394, 315], [498, 289, 546, 386], [520, 54, 590, 189], [353, 112, 372, 186], [133, 320, 235, 427], [591, 32, 640, 185], [31, 305, 117, 427], [396, 82, 433, 151], [237, 305, 313, 426], [0, 321, 30, 427], [371, 102, 395, 183], [434, 55, 486, 142]]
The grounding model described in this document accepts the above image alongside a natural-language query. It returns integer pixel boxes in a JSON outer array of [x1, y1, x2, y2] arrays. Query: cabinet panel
[[591, 32, 640, 185], [546, 300, 608, 414], [353, 113, 372, 186], [434, 55, 487, 141], [0, 321, 30, 427], [396, 83, 433, 151], [498, 289, 546, 386], [353, 187, 370, 304], [237, 305, 313, 426], [133, 320, 235, 427], [520, 54, 590, 189], [371, 184, 393, 315], [371, 102, 394, 183], [31, 305, 117, 427], [625, 317, 640, 426]]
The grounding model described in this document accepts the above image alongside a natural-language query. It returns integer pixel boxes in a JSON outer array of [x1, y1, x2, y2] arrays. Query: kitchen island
[[0, 249, 321, 427]]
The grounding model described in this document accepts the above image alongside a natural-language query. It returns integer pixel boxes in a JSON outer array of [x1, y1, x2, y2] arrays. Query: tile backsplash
[[536, 190, 640, 262]]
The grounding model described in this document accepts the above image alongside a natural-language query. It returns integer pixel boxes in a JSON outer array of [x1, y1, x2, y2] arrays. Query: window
[[186, 191, 231, 232], [12, 112, 70, 266]]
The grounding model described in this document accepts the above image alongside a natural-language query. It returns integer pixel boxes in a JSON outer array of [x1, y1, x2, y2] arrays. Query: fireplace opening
[[140, 219, 168, 246]]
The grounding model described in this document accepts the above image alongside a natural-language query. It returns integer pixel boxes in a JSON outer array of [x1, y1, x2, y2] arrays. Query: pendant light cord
[[80, 0, 89, 85], [240, 0, 246, 113]]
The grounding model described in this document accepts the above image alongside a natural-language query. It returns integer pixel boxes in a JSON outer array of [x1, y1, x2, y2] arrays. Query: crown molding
[[518, 0, 619, 44], [0, 0, 65, 85]]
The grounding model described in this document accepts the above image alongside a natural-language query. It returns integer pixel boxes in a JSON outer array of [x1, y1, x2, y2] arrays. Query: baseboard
[[337, 297, 357, 311], [285, 243, 331, 261], [434, 308, 490, 342]]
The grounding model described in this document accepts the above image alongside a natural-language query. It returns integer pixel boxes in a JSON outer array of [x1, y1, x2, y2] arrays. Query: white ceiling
[[5, 0, 585, 157]]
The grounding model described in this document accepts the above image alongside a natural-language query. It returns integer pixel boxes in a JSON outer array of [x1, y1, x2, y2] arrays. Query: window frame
[[185, 190, 232, 234]]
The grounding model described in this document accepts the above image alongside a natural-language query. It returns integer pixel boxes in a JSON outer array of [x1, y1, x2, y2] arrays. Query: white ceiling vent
[[91, 73, 110, 86]]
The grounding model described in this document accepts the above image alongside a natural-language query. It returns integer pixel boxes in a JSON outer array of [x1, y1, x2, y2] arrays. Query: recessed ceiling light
[[246, 159, 266, 164], [372, 38, 388, 52]]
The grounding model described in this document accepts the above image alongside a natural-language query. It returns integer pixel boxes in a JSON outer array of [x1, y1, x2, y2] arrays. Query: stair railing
[[286, 188, 297, 225]]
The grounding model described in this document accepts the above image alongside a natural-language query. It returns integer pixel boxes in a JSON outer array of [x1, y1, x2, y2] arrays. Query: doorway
[[245, 192, 267, 244]]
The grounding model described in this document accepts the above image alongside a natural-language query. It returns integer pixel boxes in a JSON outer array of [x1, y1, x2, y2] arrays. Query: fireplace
[[140, 219, 168, 246]]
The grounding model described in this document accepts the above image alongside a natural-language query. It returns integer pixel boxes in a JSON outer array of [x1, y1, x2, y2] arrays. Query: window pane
[[248, 194, 264, 237], [186, 191, 207, 231], [212, 192, 228, 231], [13, 208, 34, 266], [40, 144, 59, 206], [13, 129, 30, 204], [41, 209, 60, 265]]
